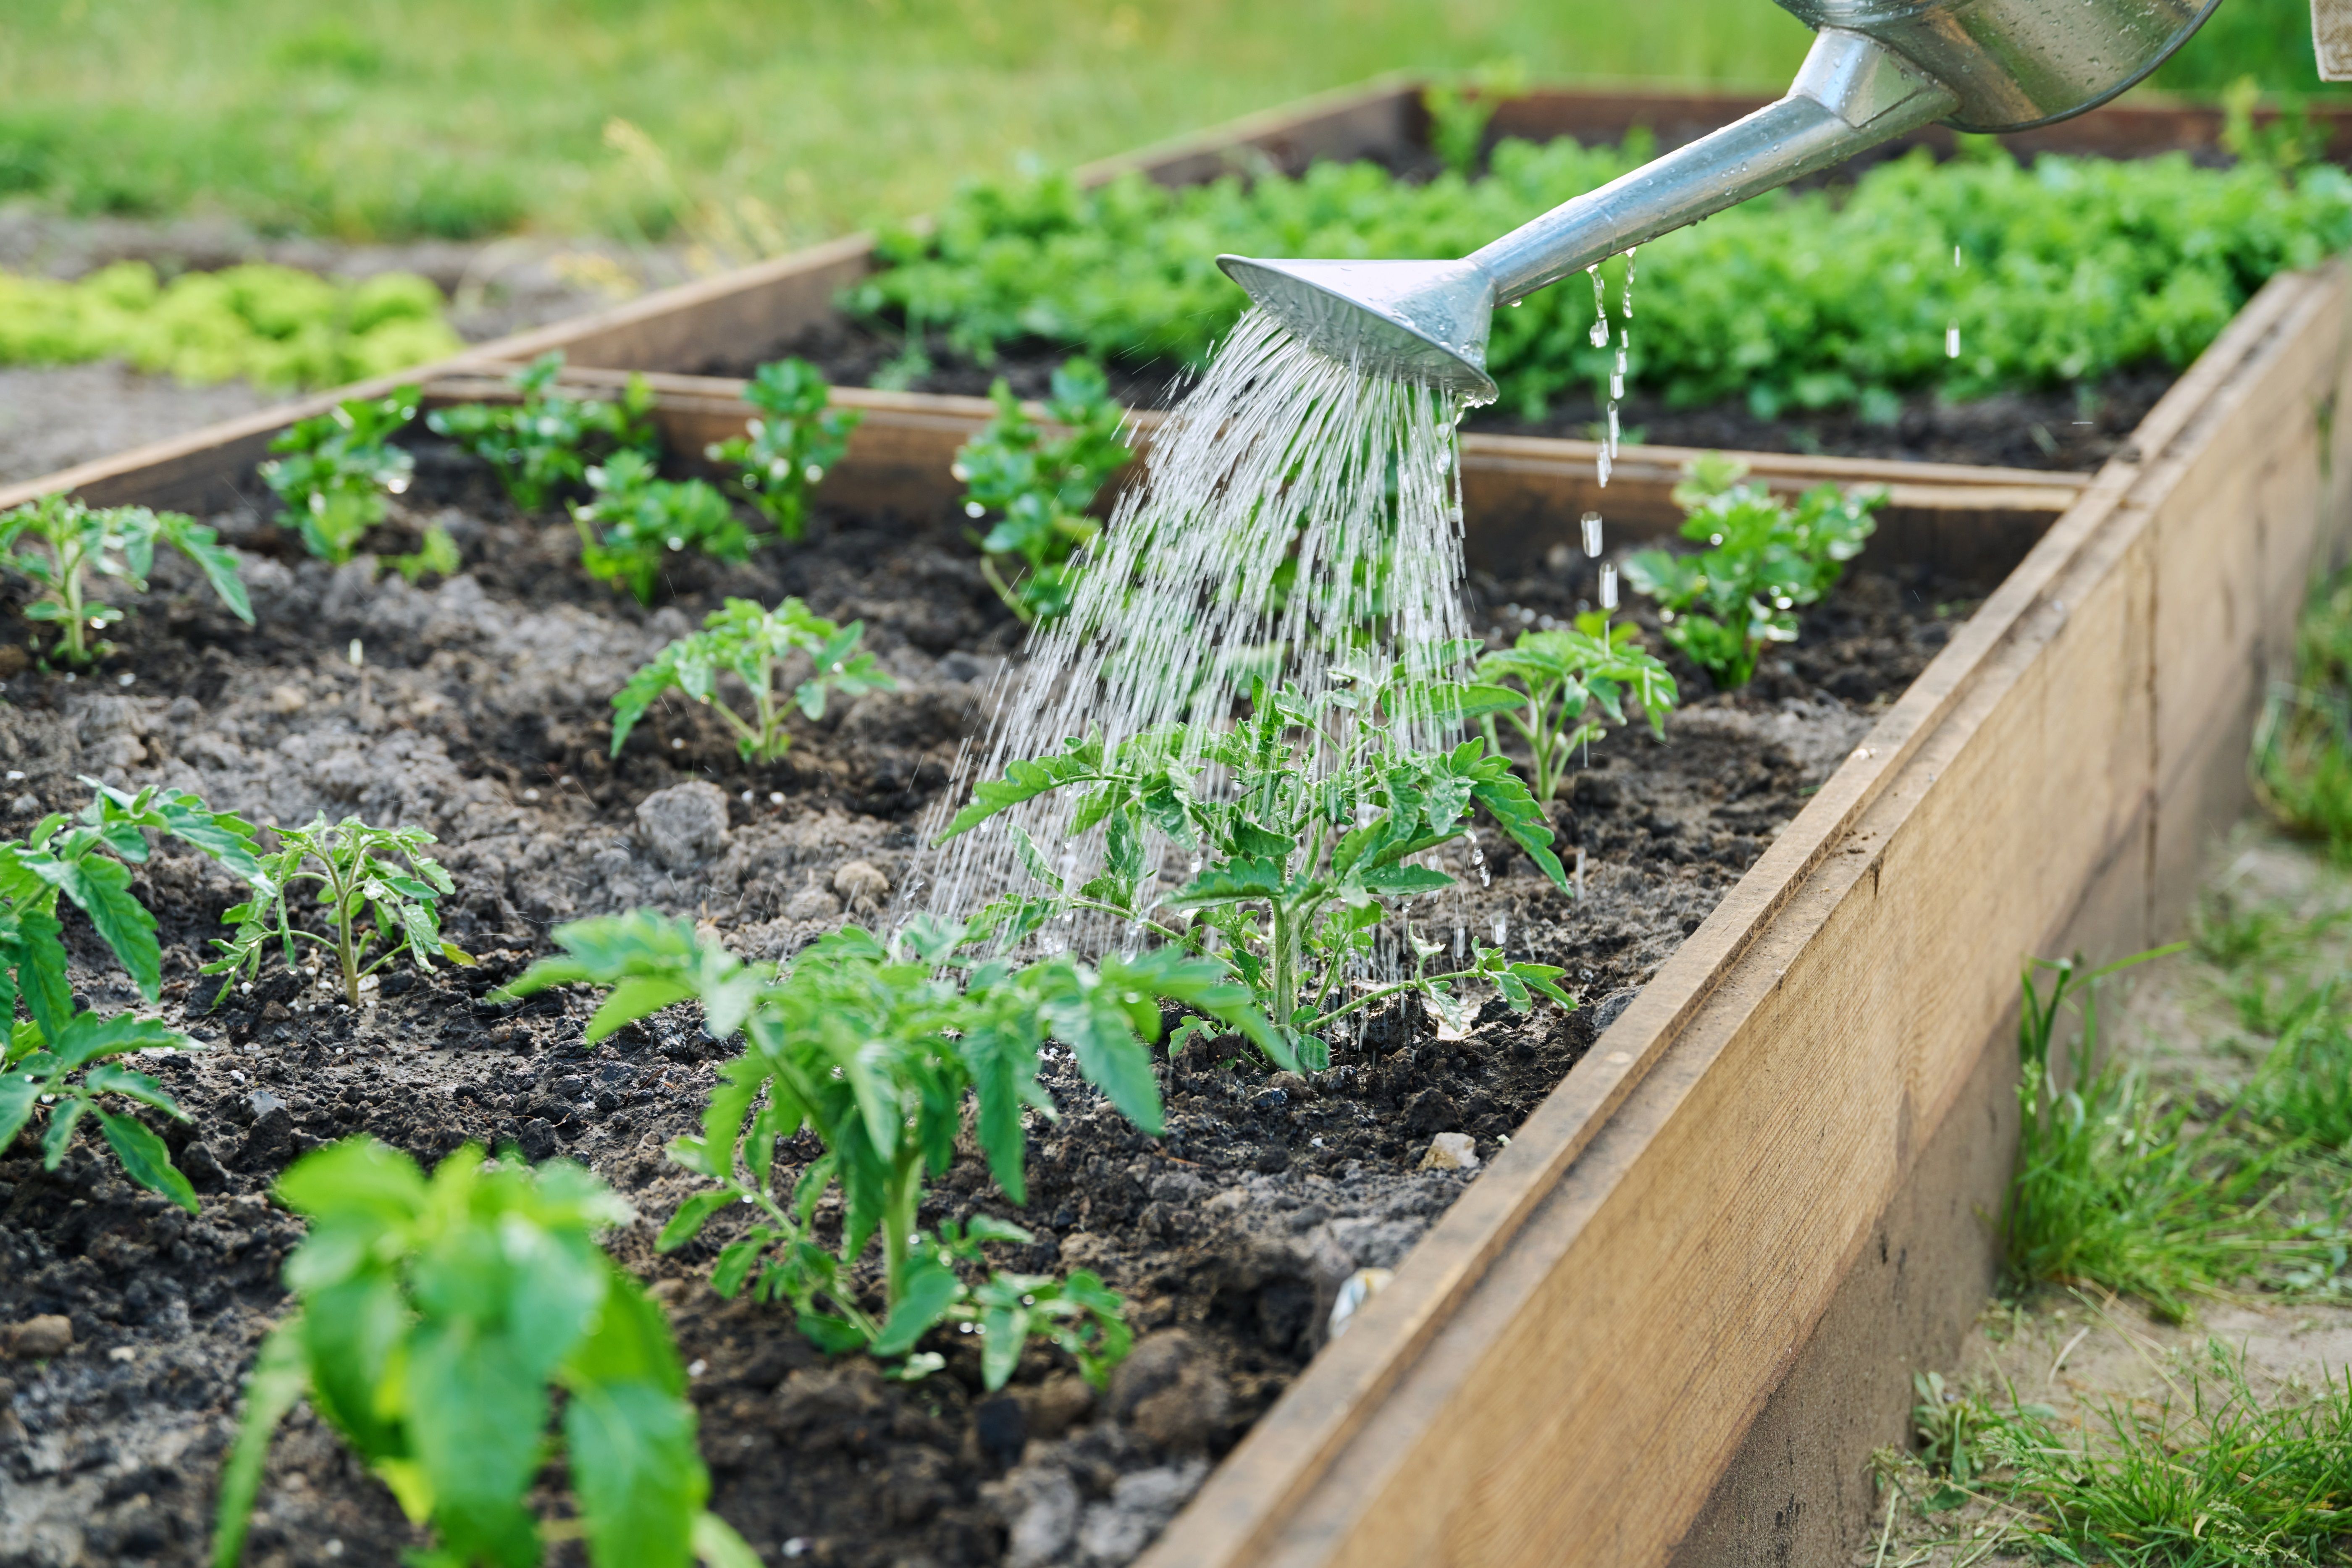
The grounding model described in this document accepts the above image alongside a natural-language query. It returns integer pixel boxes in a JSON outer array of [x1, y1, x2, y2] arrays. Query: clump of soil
[[0, 441, 1974, 1568]]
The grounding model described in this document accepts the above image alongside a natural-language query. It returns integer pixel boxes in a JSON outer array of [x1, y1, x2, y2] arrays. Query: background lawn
[[0, 0, 2329, 250]]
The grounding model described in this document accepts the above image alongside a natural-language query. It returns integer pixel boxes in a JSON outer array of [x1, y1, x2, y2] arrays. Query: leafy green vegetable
[[504, 912, 1270, 1384], [0, 261, 461, 390], [570, 450, 761, 605], [702, 358, 860, 541], [213, 1137, 758, 1568], [952, 359, 1131, 624], [426, 351, 657, 513], [611, 596, 894, 765], [391, 523, 463, 585], [1421, 58, 1526, 178], [852, 140, 2352, 421], [0, 494, 251, 665], [258, 384, 419, 563], [941, 667, 1575, 1066], [1475, 612, 1676, 804], [202, 815, 471, 1009], [0, 780, 262, 1212], [1622, 456, 1881, 689]]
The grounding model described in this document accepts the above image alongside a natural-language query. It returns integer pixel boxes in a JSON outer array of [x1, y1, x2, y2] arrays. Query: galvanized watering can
[[1221, 0, 2226, 400]]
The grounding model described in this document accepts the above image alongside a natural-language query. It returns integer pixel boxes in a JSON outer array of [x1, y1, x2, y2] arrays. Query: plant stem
[[979, 556, 1034, 625], [1308, 966, 1485, 1033], [57, 536, 87, 664], [881, 1150, 924, 1312]]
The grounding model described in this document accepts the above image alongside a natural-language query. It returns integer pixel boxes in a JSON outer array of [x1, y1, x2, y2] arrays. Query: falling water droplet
[[1620, 246, 1638, 320], [1599, 563, 1619, 610], [1581, 511, 1603, 556], [1492, 914, 1507, 947], [1587, 265, 1609, 347], [1596, 445, 1612, 488], [1452, 924, 1466, 960], [1947, 323, 1961, 359]]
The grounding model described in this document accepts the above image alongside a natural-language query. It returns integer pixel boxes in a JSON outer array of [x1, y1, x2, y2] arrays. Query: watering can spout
[[1221, 0, 2225, 399]]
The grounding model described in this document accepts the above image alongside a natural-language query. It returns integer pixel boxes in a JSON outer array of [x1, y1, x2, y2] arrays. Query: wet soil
[[709, 315, 2168, 476], [0, 439, 1975, 1568]]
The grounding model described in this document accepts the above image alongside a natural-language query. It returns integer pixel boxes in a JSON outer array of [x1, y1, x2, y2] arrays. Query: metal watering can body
[[1219, 0, 2224, 399]]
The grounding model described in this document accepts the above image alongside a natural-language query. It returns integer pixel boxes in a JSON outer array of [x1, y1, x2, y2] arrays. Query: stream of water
[[911, 308, 1479, 938]]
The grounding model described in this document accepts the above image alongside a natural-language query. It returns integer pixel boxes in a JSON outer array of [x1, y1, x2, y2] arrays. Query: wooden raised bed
[[5, 79, 2345, 1568]]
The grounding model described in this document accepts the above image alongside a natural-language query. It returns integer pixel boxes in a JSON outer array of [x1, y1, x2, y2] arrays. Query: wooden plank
[[1135, 266, 2340, 1568], [427, 363, 2084, 583]]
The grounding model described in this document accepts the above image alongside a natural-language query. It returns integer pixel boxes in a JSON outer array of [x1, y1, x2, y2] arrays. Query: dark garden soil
[[713, 314, 2168, 475], [0, 436, 1976, 1568]]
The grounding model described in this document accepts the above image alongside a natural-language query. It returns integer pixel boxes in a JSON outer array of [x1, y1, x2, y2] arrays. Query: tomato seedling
[[203, 816, 471, 1009], [426, 351, 656, 513], [259, 385, 420, 563], [703, 358, 860, 541], [0, 781, 262, 1212], [1623, 456, 1882, 689], [214, 1138, 761, 1568], [1474, 613, 1677, 803], [504, 911, 1269, 1384], [0, 496, 251, 664], [611, 596, 894, 766], [571, 451, 761, 605], [953, 359, 1130, 624]]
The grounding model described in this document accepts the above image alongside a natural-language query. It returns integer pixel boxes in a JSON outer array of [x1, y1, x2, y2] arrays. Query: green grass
[[2258, 569, 2352, 864], [2004, 954, 2351, 1321], [0, 0, 2325, 246], [1914, 1345, 2352, 1566]]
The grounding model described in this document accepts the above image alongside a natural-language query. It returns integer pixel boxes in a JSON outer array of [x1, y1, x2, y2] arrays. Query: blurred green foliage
[[857, 140, 2352, 420], [0, 262, 459, 389]]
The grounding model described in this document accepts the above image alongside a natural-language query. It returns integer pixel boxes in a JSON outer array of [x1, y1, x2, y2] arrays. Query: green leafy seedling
[[570, 451, 763, 605], [213, 1138, 763, 1568], [704, 358, 861, 541], [391, 523, 463, 584], [941, 666, 1575, 1067], [953, 359, 1130, 624], [1622, 456, 1882, 689], [203, 815, 472, 1009], [504, 912, 1269, 1384], [610, 596, 895, 765], [1474, 611, 1677, 804], [0, 495, 252, 664], [0, 780, 263, 1212], [426, 351, 656, 513], [258, 384, 419, 563], [1422, 58, 1528, 178]]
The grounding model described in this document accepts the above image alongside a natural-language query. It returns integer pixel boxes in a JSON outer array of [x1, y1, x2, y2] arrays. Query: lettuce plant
[[570, 451, 761, 605], [259, 384, 419, 563], [953, 359, 1129, 624], [0, 781, 262, 1212], [703, 358, 860, 541], [1623, 456, 1883, 689], [942, 668, 1573, 1067], [611, 596, 894, 766], [1475, 613, 1677, 804], [504, 912, 1270, 1385], [426, 351, 656, 513], [214, 1138, 760, 1568], [203, 816, 470, 1009], [0, 496, 252, 664]]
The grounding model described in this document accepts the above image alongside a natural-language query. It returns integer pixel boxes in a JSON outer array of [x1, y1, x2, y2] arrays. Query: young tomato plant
[[426, 351, 657, 512], [1475, 612, 1677, 804], [570, 451, 762, 605], [0, 781, 262, 1213], [953, 359, 1130, 624], [610, 597, 895, 766], [258, 384, 419, 564], [504, 912, 1270, 1385], [213, 1138, 761, 1568], [703, 358, 860, 541], [1623, 456, 1882, 689], [202, 816, 471, 1009], [0, 496, 252, 664], [942, 669, 1575, 1067]]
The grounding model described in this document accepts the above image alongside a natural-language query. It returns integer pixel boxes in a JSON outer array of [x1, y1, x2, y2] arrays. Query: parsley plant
[[571, 451, 761, 605], [953, 359, 1129, 624], [426, 351, 656, 513], [703, 358, 860, 541], [259, 384, 419, 563]]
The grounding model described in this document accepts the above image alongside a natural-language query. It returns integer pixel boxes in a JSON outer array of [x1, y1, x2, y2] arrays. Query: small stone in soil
[[1418, 1132, 1481, 1172]]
